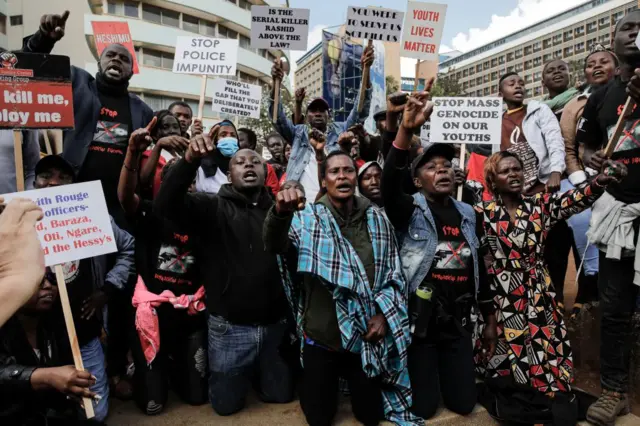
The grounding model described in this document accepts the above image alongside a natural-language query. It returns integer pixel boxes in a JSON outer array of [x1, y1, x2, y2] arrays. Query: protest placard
[[251, 6, 310, 51], [430, 97, 503, 144], [211, 78, 261, 120], [91, 21, 139, 74], [346, 6, 404, 43], [420, 122, 431, 146], [173, 36, 239, 76], [401, 2, 447, 61], [1, 181, 117, 266], [0, 53, 74, 129]]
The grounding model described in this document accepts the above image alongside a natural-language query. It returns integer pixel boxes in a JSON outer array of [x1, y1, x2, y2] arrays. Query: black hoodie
[[154, 158, 287, 325]]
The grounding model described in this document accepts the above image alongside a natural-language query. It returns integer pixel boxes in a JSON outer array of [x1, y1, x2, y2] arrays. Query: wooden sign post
[[13, 131, 24, 192], [197, 75, 208, 122], [357, 40, 374, 113]]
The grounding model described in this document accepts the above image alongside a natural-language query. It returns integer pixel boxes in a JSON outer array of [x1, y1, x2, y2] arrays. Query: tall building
[[0, 1, 7, 50], [439, 0, 636, 99], [5, 0, 290, 127]]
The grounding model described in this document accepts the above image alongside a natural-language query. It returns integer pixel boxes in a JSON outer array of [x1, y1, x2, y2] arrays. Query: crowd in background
[[1, 9, 640, 426]]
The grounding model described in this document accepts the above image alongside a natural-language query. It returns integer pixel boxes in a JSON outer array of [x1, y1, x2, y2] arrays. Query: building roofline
[[296, 41, 323, 66]]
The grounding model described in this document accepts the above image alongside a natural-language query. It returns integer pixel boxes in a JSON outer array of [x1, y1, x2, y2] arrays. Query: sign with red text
[[211, 78, 261, 119], [0, 52, 74, 129], [91, 21, 139, 74], [346, 6, 404, 43], [1, 181, 117, 266], [173, 36, 238, 76], [430, 97, 503, 144], [401, 2, 447, 61], [251, 6, 310, 51]]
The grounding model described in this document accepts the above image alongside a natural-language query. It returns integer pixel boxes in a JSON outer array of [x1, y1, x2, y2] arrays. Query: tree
[[430, 72, 465, 97], [567, 58, 585, 87], [385, 75, 400, 95]]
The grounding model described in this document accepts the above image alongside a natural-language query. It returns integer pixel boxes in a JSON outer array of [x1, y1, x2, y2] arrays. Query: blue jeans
[[560, 179, 599, 276], [80, 337, 109, 422], [207, 315, 294, 416]]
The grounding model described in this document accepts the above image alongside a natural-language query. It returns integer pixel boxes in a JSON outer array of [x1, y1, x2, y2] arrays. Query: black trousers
[[408, 334, 477, 420], [598, 253, 640, 393], [106, 290, 131, 378], [131, 306, 208, 414], [300, 343, 384, 426], [544, 219, 574, 305]]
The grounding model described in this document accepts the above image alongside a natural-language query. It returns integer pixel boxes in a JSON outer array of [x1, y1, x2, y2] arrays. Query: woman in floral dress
[[475, 151, 626, 402]]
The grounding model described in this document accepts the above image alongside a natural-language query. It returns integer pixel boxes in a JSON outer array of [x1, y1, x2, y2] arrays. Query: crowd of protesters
[[2, 8, 640, 426]]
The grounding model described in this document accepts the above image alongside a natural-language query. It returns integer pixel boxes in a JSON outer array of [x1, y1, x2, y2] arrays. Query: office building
[[439, 0, 636, 98], [6, 0, 290, 127]]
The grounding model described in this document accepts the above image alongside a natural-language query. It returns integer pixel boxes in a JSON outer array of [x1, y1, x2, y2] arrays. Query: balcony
[[84, 14, 276, 80]]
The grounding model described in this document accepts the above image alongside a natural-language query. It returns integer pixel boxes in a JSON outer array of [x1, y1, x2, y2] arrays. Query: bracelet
[[124, 163, 138, 173]]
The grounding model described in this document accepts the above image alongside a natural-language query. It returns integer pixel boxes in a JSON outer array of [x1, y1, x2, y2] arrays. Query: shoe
[[586, 389, 630, 426]]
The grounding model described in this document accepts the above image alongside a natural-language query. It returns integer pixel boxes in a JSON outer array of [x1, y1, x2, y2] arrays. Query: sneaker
[[586, 389, 630, 426]]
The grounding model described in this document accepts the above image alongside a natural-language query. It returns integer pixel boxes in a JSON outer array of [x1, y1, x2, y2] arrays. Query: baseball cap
[[35, 155, 76, 181], [307, 97, 330, 112], [410, 144, 456, 177]]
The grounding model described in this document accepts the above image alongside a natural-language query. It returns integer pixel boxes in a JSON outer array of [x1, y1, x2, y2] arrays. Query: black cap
[[373, 109, 387, 122], [410, 144, 456, 177], [35, 155, 76, 181], [307, 97, 330, 112]]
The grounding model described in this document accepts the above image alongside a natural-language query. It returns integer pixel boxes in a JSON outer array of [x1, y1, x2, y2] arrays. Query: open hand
[[40, 11, 69, 41], [275, 186, 306, 215], [128, 116, 156, 152], [363, 314, 387, 343]]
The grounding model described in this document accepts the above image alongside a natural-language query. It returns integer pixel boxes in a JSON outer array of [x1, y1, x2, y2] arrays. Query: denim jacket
[[268, 88, 372, 182], [398, 193, 480, 294]]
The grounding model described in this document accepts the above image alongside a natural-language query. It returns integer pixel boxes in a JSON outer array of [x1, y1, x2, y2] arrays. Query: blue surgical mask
[[217, 137, 239, 157]]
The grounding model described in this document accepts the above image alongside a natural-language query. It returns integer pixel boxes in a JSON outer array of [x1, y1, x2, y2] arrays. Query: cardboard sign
[[173, 36, 238, 76], [401, 2, 447, 61], [0, 53, 74, 129], [251, 6, 310, 51], [91, 21, 139, 74], [430, 97, 503, 145], [211, 78, 261, 119], [1, 181, 117, 266], [346, 6, 404, 43]]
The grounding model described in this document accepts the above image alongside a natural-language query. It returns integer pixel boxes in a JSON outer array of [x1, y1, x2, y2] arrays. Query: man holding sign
[[269, 46, 374, 202]]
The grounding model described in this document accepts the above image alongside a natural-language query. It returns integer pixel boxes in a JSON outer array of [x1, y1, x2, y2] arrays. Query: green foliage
[[385, 75, 400, 95]]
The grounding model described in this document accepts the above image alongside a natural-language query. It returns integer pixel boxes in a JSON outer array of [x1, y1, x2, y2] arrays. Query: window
[[491, 85, 498, 94], [483, 61, 490, 70], [144, 94, 184, 111], [575, 42, 585, 53], [533, 42, 541, 52], [107, 0, 118, 14], [476, 64, 482, 72], [476, 77, 482, 85], [507, 66, 514, 73], [563, 30, 573, 42], [239, 0, 252, 10], [515, 63, 523, 72], [533, 71, 542, 81], [543, 38, 551, 49], [525, 74, 533, 83], [574, 25, 584, 36], [162, 9, 179, 27], [524, 60, 532, 70], [483, 74, 489, 83], [599, 17, 610, 28], [218, 25, 238, 39], [533, 57, 542, 67], [469, 67, 475, 76], [476, 90, 483, 97], [124, 1, 139, 18], [0, 15, 6, 35], [599, 34, 610, 44], [524, 46, 532, 55], [462, 69, 468, 77], [587, 21, 597, 33], [463, 82, 469, 90], [143, 49, 162, 68], [183, 14, 200, 33], [554, 50, 562, 58], [534, 86, 543, 96], [201, 20, 216, 36], [515, 49, 523, 59], [553, 34, 562, 45], [484, 87, 490, 96], [525, 88, 532, 98], [543, 54, 552, 62], [564, 46, 573, 56], [612, 11, 624, 25], [491, 59, 498, 68], [499, 56, 505, 65], [10, 15, 23, 26], [587, 38, 597, 50], [239, 35, 255, 53], [507, 52, 514, 62], [491, 71, 498, 81], [142, 4, 162, 23]]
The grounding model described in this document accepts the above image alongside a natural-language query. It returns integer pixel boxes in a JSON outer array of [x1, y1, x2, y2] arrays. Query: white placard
[[211, 78, 262, 119], [401, 2, 447, 61], [430, 97, 503, 145], [420, 121, 431, 146], [345, 6, 404, 43], [173, 36, 238, 76], [1, 181, 117, 266], [251, 6, 310, 51]]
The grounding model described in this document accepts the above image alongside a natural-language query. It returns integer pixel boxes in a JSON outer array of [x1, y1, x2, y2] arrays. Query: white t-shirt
[[195, 167, 228, 194], [299, 158, 320, 202]]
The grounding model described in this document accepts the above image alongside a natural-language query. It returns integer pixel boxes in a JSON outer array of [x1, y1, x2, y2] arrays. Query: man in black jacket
[[0, 274, 97, 425], [154, 134, 293, 416]]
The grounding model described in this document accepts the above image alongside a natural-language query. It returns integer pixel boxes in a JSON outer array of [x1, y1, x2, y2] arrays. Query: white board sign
[[173, 36, 238, 76], [251, 6, 310, 51], [420, 122, 431, 146], [430, 97, 503, 145], [346, 6, 404, 43], [211, 78, 262, 119], [1, 181, 117, 266], [401, 2, 447, 61]]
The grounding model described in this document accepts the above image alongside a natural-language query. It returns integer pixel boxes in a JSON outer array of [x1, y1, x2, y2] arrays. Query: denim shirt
[[398, 193, 480, 294], [268, 88, 372, 182]]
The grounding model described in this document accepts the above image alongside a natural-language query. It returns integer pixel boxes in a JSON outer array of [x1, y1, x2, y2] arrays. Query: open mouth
[[243, 170, 258, 182], [508, 178, 522, 188], [336, 183, 353, 193], [513, 90, 524, 98], [552, 75, 565, 82], [105, 63, 123, 78], [592, 70, 605, 78], [368, 187, 381, 195]]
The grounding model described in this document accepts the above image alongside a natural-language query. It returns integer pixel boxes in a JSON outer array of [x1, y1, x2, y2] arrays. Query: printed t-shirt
[[501, 107, 540, 193], [576, 77, 640, 204]]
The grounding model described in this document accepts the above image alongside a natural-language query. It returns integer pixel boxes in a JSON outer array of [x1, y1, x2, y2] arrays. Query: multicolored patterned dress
[[474, 184, 598, 394]]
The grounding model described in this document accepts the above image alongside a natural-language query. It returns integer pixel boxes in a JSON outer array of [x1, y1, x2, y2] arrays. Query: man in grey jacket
[[33, 155, 135, 422]]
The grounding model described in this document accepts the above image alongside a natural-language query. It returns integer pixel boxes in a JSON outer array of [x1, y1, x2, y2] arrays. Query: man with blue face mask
[[195, 120, 240, 194], [155, 134, 293, 417]]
